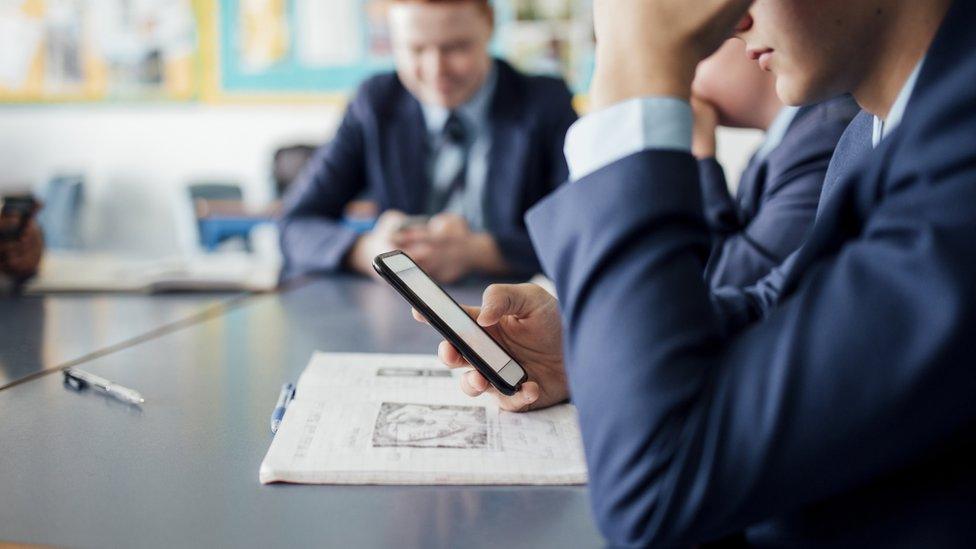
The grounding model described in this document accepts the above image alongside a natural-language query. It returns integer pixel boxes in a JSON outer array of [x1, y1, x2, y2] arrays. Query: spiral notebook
[[259, 352, 588, 485]]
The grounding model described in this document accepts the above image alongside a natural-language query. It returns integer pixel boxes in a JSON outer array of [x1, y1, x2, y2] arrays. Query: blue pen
[[270, 383, 296, 434]]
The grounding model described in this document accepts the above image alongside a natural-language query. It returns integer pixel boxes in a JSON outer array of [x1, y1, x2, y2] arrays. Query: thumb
[[477, 284, 537, 327]]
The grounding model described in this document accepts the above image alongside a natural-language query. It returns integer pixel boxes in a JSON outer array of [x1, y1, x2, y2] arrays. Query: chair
[[272, 144, 316, 198], [188, 183, 243, 203], [187, 182, 254, 252]]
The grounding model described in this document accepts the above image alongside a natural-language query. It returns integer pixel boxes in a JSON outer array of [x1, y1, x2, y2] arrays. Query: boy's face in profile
[[739, 0, 884, 106]]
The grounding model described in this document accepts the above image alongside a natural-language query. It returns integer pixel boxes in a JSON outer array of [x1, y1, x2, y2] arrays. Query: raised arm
[[523, 0, 976, 545]]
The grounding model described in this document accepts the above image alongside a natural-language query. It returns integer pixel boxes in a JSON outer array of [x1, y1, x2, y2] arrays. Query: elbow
[[588, 474, 681, 548], [585, 434, 704, 547]]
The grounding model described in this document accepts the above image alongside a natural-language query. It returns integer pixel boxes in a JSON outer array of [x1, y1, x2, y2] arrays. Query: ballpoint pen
[[270, 382, 296, 434], [63, 368, 145, 405]]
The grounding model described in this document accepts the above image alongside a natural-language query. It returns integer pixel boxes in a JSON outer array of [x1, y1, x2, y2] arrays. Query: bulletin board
[[0, 0, 204, 103], [215, 0, 594, 98], [0, 0, 593, 104]]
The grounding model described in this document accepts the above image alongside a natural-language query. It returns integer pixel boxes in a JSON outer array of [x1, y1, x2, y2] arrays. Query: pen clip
[[63, 369, 87, 391]]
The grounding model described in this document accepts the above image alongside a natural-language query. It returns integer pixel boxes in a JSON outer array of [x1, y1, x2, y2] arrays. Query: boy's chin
[[775, 77, 823, 107]]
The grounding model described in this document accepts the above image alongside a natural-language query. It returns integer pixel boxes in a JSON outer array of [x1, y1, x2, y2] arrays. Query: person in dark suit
[[691, 39, 858, 289], [278, 0, 576, 283], [419, 0, 976, 546]]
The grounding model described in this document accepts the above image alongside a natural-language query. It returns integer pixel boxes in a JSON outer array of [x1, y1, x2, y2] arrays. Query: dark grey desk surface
[[0, 292, 241, 390], [0, 277, 602, 548]]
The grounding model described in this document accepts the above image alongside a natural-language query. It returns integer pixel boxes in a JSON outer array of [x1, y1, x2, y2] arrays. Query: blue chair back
[[37, 175, 84, 250]]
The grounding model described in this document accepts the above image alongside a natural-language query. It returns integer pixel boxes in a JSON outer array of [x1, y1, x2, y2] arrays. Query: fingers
[[373, 210, 407, 236], [391, 226, 430, 248], [478, 283, 548, 327], [428, 213, 468, 238], [460, 304, 481, 320], [411, 307, 427, 324], [404, 243, 435, 271], [459, 370, 489, 396], [438, 340, 469, 368], [500, 381, 541, 412], [457, 371, 541, 412], [376, 209, 406, 224]]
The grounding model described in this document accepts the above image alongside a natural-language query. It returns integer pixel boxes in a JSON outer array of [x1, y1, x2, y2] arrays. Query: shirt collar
[[421, 61, 498, 138], [872, 58, 924, 148], [755, 106, 801, 162]]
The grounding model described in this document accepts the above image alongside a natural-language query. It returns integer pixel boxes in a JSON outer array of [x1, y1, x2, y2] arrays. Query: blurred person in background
[[279, 0, 577, 283]]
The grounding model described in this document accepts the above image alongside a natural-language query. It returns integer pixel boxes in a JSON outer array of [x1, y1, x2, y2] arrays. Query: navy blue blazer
[[700, 97, 858, 289], [278, 60, 577, 279], [710, 108, 874, 335], [525, 0, 976, 546]]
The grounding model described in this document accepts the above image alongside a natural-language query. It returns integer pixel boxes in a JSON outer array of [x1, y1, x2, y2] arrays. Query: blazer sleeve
[[698, 157, 740, 234], [705, 146, 843, 288], [493, 82, 577, 275], [708, 251, 794, 336], [525, 149, 976, 547], [277, 100, 369, 277]]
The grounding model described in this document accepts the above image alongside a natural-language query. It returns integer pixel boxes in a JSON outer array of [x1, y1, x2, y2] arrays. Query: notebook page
[[259, 353, 587, 485]]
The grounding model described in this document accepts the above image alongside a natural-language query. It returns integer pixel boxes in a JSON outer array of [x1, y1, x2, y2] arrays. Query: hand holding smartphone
[[373, 250, 527, 395], [0, 194, 39, 242]]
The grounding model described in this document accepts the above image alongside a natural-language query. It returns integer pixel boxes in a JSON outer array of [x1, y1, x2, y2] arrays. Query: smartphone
[[0, 194, 38, 242], [373, 250, 528, 396], [395, 215, 430, 232]]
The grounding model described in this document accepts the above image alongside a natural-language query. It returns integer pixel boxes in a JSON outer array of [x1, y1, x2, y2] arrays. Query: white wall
[[0, 103, 343, 255], [0, 103, 762, 255]]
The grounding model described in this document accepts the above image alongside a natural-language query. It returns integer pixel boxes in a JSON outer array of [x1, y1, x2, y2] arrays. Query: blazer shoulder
[[495, 60, 575, 117], [765, 96, 858, 175], [348, 71, 410, 119], [786, 96, 860, 146]]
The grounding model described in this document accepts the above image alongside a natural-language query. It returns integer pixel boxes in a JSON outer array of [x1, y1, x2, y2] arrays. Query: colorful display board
[[0, 0, 201, 102], [0, 0, 593, 103]]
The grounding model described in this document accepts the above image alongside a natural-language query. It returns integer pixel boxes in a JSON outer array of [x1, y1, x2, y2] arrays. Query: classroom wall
[[0, 103, 341, 255], [0, 104, 762, 256]]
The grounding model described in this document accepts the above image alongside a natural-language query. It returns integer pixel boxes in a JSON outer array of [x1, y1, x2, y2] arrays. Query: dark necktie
[[429, 111, 469, 214]]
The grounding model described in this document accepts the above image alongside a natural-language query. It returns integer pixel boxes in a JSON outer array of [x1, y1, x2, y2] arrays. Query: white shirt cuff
[[564, 97, 693, 181]]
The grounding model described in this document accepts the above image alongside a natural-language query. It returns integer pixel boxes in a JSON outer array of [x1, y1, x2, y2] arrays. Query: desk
[[0, 292, 242, 390], [0, 277, 602, 548]]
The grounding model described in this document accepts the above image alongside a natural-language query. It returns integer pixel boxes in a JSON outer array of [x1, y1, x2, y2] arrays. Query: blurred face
[[737, 0, 885, 105], [693, 39, 779, 128], [388, 1, 493, 109]]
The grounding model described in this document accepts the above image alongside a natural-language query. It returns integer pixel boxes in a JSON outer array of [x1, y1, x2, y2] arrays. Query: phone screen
[[383, 253, 524, 387]]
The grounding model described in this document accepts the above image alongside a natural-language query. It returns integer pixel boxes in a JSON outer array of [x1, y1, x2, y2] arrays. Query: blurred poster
[[0, 5, 42, 89], [240, 0, 289, 72], [295, 0, 362, 66], [87, 0, 197, 94], [364, 0, 392, 58], [501, 0, 592, 89], [44, 0, 85, 90]]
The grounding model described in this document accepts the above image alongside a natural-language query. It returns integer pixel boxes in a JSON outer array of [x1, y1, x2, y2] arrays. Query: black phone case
[[0, 195, 37, 242], [373, 250, 526, 396]]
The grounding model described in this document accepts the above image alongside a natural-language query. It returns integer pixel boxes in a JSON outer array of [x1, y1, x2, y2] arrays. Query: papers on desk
[[24, 252, 279, 293], [259, 353, 588, 485]]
